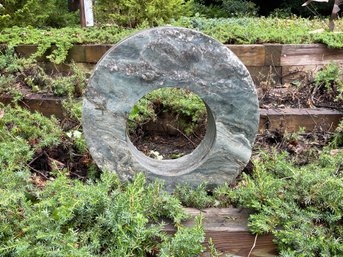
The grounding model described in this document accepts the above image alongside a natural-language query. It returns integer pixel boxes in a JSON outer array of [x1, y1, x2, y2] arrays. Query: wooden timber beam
[[162, 208, 277, 257], [1, 95, 342, 133], [10, 43, 343, 87], [259, 108, 343, 133], [0, 95, 65, 119]]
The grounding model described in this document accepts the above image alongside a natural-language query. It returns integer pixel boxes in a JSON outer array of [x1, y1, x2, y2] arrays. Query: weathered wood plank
[[259, 108, 343, 133], [247, 66, 282, 86], [0, 95, 65, 119], [281, 65, 323, 84], [10, 44, 343, 67], [281, 44, 343, 66], [281, 63, 343, 84], [12, 44, 267, 66], [67, 45, 87, 63], [227, 45, 265, 66], [1, 94, 342, 133], [14, 44, 38, 58], [264, 44, 283, 66], [13, 44, 114, 64], [163, 208, 278, 257], [201, 233, 276, 257], [39, 62, 94, 75], [83, 44, 112, 63]]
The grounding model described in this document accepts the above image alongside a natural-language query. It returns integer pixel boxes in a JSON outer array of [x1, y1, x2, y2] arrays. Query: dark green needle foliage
[[173, 183, 215, 209], [0, 49, 87, 98], [0, 18, 342, 65], [0, 0, 79, 29], [225, 150, 343, 257], [314, 61, 343, 101], [331, 120, 343, 148], [0, 104, 205, 257], [158, 216, 205, 257], [127, 88, 207, 137], [0, 169, 206, 256], [94, 0, 192, 27], [0, 104, 62, 172]]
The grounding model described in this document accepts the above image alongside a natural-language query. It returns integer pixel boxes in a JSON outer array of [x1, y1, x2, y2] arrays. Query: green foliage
[[0, 0, 79, 29], [191, 2, 230, 18], [0, 105, 205, 257], [172, 16, 343, 47], [0, 168, 204, 256], [174, 183, 215, 209], [208, 238, 220, 257], [0, 47, 26, 99], [128, 88, 207, 136], [0, 104, 62, 172], [159, 215, 205, 257], [0, 170, 205, 256], [0, 105, 61, 148], [0, 26, 140, 64], [226, 150, 343, 256], [221, 0, 258, 17], [51, 63, 87, 97], [269, 8, 294, 19], [62, 98, 83, 123], [314, 32, 343, 49], [314, 61, 343, 101], [94, 0, 193, 27], [330, 120, 343, 148], [0, 49, 87, 97], [0, 18, 342, 65]]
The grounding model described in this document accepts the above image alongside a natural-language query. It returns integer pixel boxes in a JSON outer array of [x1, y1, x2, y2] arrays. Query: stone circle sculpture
[[83, 27, 259, 190]]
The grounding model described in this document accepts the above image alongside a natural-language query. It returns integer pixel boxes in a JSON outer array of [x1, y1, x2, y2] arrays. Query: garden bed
[[1, 93, 342, 132], [1, 40, 342, 256], [11, 43, 343, 86]]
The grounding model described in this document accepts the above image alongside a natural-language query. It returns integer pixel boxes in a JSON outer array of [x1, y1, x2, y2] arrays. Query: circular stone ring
[[83, 27, 259, 190]]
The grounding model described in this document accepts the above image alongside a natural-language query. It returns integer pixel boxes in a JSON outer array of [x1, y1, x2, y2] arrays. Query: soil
[[128, 112, 207, 160], [27, 127, 334, 184], [11, 80, 343, 181], [29, 143, 95, 181], [258, 82, 343, 110], [28, 116, 101, 182], [132, 132, 205, 160], [2, 65, 343, 180], [127, 79, 343, 161]]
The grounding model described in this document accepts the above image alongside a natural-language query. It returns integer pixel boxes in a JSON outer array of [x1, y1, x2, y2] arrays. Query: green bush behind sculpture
[[94, 0, 193, 27], [0, 0, 79, 29]]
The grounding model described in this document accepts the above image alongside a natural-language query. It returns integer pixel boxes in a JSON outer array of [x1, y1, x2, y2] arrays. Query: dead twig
[[28, 151, 45, 166], [69, 172, 86, 180], [247, 234, 258, 257], [26, 164, 49, 180], [166, 124, 197, 148]]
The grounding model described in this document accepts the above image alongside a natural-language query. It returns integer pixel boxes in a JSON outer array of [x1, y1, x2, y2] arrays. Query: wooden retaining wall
[[13, 43, 343, 85], [1, 44, 343, 255], [3, 43, 343, 131], [1, 94, 342, 133], [164, 208, 277, 257]]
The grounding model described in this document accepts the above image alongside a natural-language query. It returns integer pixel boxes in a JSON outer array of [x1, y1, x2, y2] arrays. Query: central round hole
[[127, 88, 208, 160]]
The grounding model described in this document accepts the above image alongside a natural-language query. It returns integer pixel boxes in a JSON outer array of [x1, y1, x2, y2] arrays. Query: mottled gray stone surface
[[83, 27, 259, 191]]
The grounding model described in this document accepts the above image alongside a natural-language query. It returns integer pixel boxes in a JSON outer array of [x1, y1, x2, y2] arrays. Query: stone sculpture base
[[83, 27, 259, 190]]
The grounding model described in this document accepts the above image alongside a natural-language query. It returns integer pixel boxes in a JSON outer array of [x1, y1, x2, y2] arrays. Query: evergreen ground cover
[[1, 99, 342, 256], [0, 17, 342, 65], [1, 65, 342, 255], [0, 12, 343, 257], [0, 104, 205, 257]]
